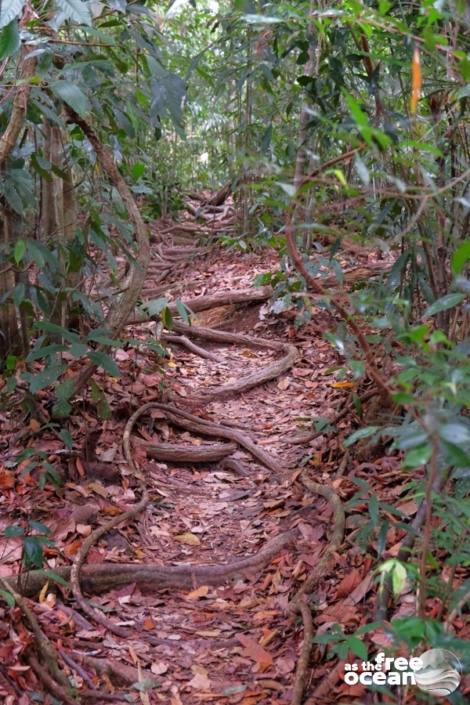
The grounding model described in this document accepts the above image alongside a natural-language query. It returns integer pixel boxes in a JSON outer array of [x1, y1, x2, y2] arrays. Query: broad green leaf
[[345, 93, 369, 128], [451, 241, 470, 275], [50, 81, 90, 118], [345, 636, 368, 661], [424, 293, 465, 317], [440, 422, 470, 445], [55, 0, 92, 25], [403, 444, 432, 468], [131, 162, 145, 180], [242, 14, 282, 24], [0, 0, 25, 29], [143, 297, 167, 316], [87, 351, 120, 377], [277, 182, 296, 197], [13, 239, 25, 265], [344, 426, 379, 447], [175, 299, 190, 323], [378, 559, 407, 597], [5, 524, 24, 537], [0, 20, 19, 58], [25, 365, 63, 393], [23, 536, 44, 569]]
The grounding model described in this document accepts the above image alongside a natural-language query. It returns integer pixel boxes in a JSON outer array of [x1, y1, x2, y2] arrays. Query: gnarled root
[[288, 474, 345, 705]]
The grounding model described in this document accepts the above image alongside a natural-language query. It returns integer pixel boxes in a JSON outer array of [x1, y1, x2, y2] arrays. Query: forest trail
[[1, 204, 383, 704], [103, 232, 343, 704]]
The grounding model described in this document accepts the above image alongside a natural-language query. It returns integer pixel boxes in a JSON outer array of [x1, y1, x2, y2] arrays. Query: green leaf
[[23, 536, 45, 569], [424, 293, 465, 317], [0, 20, 19, 58], [143, 297, 167, 316], [13, 239, 25, 265], [403, 444, 432, 468], [34, 321, 81, 344], [88, 351, 120, 377], [131, 162, 145, 180], [344, 426, 379, 447], [52, 400, 72, 419], [451, 241, 470, 275], [0, 589, 15, 606], [54, 0, 92, 26], [242, 14, 282, 24], [277, 182, 296, 197], [345, 93, 369, 128], [26, 365, 63, 394], [440, 422, 470, 445], [161, 307, 173, 329], [50, 81, 90, 118], [379, 559, 407, 597], [35, 569, 69, 587], [346, 636, 368, 661], [59, 428, 73, 449], [28, 520, 49, 534], [0, 0, 25, 29], [5, 524, 24, 537], [175, 299, 190, 323]]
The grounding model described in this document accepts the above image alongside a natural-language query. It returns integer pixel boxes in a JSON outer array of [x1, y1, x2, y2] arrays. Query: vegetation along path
[[0, 2, 469, 705]]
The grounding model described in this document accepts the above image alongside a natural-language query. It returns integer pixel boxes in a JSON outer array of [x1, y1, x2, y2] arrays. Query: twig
[[0, 579, 71, 691], [288, 475, 345, 705], [28, 656, 78, 705], [70, 492, 149, 637], [284, 210, 392, 400]]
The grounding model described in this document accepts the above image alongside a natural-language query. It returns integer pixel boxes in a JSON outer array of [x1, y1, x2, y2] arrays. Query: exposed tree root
[[170, 321, 298, 401], [124, 401, 284, 472], [146, 440, 237, 462], [288, 474, 345, 705], [161, 333, 219, 361], [73, 655, 140, 686], [70, 492, 149, 637], [5, 531, 294, 597], [28, 656, 78, 705]]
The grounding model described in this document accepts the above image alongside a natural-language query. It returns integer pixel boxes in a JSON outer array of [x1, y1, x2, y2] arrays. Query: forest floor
[[1, 204, 467, 705]]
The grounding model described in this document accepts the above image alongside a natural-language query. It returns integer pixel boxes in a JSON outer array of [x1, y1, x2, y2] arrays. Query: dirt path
[[0, 230, 371, 705], [113, 246, 340, 704]]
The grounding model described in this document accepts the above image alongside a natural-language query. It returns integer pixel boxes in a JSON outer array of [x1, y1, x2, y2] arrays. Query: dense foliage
[[0, 0, 469, 700]]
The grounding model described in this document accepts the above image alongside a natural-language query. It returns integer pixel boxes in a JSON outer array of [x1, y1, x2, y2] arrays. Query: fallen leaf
[[143, 616, 156, 631], [336, 569, 361, 598], [175, 532, 200, 546], [331, 381, 355, 389], [186, 585, 209, 600], [189, 665, 211, 691], [237, 634, 273, 672], [151, 662, 168, 676], [0, 467, 14, 489]]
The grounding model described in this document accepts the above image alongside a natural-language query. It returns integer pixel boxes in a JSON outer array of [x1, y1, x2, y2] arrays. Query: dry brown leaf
[[335, 568, 361, 598], [186, 585, 209, 600], [0, 467, 14, 489], [237, 634, 273, 672], [143, 616, 156, 631], [175, 532, 200, 546], [189, 666, 211, 691]]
